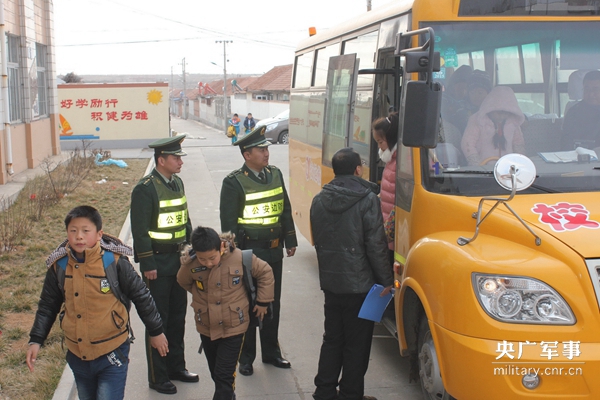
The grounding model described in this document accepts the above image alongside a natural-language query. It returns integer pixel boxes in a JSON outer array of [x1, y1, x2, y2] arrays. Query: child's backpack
[[240, 249, 272, 330]]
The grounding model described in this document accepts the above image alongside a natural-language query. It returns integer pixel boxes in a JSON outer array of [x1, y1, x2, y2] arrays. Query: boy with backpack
[[177, 226, 274, 400], [26, 205, 168, 400]]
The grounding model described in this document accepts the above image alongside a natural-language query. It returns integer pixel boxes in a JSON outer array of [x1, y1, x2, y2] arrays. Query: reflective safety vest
[[235, 169, 284, 229], [147, 176, 188, 243]]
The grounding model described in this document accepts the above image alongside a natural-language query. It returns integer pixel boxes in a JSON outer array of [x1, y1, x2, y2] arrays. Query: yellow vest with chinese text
[[148, 176, 188, 244], [235, 168, 284, 238]]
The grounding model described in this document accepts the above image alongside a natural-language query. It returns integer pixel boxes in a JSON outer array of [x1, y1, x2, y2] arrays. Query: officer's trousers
[[239, 259, 282, 364], [201, 333, 243, 400], [144, 275, 187, 383], [313, 291, 374, 400]]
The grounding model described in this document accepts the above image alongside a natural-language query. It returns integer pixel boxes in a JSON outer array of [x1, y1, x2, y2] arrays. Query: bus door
[[368, 48, 402, 183], [322, 54, 359, 167]]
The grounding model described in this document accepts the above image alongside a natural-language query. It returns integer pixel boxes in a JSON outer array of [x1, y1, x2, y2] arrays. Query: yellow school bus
[[289, 1, 600, 398]]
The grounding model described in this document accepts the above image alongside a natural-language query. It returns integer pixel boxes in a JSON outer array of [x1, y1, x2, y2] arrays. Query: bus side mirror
[[404, 51, 441, 73], [401, 80, 442, 148]]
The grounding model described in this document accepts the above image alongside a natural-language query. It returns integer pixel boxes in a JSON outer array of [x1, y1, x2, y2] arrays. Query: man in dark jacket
[[310, 147, 393, 400]]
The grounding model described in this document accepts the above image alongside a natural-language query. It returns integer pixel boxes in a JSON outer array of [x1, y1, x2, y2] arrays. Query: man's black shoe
[[239, 363, 254, 376], [168, 370, 199, 383], [149, 381, 177, 395], [263, 357, 291, 369]]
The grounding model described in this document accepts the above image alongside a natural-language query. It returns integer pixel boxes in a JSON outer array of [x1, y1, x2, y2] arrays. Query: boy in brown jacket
[[178, 226, 274, 400], [27, 205, 168, 400]]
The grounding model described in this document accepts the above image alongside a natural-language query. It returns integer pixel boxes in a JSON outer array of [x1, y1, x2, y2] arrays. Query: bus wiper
[[440, 170, 560, 193], [439, 170, 494, 174], [529, 183, 561, 193]]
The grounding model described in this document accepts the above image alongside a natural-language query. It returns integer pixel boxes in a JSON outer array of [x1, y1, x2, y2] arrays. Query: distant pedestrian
[[244, 113, 256, 133], [27, 205, 168, 400], [310, 148, 393, 400], [178, 227, 274, 400], [229, 113, 241, 144]]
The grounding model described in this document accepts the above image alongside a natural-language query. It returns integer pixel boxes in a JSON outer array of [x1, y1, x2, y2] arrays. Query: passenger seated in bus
[[447, 69, 493, 134], [441, 65, 473, 122], [561, 70, 600, 151], [461, 86, 526, 166], [371, 112, 399, 256]]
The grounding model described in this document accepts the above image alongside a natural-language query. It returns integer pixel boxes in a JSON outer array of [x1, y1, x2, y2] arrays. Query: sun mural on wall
[[147, 89, 163, 105]]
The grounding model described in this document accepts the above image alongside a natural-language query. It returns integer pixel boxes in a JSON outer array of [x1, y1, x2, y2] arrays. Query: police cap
[[148, 136, 187, 156], [234, 126, 271, 151]]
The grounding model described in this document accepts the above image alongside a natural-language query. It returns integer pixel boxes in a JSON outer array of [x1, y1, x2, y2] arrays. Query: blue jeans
[[67, 340, 130, 400]]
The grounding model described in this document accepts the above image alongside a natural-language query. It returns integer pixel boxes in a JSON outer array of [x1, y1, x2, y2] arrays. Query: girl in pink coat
[[461, 86, 526, 166], [372, 112, 399, 250]]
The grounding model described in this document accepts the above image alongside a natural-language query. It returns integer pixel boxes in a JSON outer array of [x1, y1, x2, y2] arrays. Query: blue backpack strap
[[102, 251, 115, 270], [56, 255, 68, 270], [103, 251, 135, 342], [102, 251, 125, 305], [56, 256, 68, 291]]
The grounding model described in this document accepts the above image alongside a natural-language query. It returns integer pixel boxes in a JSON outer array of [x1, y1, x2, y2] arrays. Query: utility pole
[[179, 57, 187, 120], [367, 0, 372, 11], [215, 40, 232, 135]]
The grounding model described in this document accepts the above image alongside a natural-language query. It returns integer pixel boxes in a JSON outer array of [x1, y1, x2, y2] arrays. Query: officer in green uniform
[[130, 136, 198, 395], [220, 126, 298, 377]]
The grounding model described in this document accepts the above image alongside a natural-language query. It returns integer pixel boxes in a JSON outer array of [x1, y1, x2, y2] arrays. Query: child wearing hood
[[461, 86, 526, 166], [371, 112, 399, 251]]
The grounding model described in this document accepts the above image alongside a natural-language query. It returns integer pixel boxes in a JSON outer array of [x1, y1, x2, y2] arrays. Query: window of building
[[7, 34, 22, 122], [36, 43, 48, 117]]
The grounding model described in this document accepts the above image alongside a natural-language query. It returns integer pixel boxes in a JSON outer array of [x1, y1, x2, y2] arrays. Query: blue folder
[[358, 284, 393, 323]]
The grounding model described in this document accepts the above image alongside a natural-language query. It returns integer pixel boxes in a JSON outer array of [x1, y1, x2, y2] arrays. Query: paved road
[[57, 116, 423, 400]]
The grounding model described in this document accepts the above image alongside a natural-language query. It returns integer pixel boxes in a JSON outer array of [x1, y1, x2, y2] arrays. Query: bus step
[[378, 316, 398, 340]]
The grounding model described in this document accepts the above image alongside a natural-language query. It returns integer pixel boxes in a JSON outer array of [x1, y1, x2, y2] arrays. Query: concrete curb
[[51, 156, 155, 400]]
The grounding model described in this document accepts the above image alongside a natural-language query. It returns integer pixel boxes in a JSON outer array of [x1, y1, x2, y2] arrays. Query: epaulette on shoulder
[[141, 174, 155, 186], [227, 168, 243, 179], [267, 165, 279, 172]]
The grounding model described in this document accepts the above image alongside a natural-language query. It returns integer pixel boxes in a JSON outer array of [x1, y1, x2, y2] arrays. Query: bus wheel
[[418, 316, 454, 400]]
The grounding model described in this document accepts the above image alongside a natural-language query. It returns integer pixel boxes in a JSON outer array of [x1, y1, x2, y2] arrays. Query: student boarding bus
[[289, 1, 600, 398]]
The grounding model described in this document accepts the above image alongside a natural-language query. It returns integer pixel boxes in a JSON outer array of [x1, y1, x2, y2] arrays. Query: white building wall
[[230, 96, 288, 122]]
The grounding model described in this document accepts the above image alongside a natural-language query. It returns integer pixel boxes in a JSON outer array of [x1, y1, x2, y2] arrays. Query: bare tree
[[61, 72, 83, 83]]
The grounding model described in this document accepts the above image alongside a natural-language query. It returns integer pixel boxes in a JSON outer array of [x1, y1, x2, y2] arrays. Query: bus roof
[[295, 0, 413, 53]]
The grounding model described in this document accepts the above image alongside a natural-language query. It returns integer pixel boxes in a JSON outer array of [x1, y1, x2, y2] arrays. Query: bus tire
[[418, 315, 455, 400]]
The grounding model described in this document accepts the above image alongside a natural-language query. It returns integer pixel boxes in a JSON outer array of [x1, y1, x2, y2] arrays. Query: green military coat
[[130, 168, 192, 276], [220, 164, 297, 263]]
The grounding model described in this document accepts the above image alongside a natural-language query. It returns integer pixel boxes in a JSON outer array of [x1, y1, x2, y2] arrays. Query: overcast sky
[[53, 0, 395, 77]]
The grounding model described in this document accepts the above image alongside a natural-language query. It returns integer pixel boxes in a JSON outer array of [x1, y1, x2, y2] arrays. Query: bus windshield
[[424, 21, 600, 195]]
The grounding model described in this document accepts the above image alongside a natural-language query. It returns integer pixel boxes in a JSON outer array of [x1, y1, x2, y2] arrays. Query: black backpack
[[240, 249, 272, 330]]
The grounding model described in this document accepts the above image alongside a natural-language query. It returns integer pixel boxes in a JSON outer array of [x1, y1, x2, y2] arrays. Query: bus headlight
[[472, 274, 575, 325]]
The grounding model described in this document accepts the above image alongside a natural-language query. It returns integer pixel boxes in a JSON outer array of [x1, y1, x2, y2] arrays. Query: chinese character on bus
[[532, 202, 600, 232]]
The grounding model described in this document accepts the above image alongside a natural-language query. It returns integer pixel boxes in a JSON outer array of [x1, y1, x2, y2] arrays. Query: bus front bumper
[[433, 322, 600, 399]]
